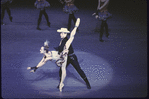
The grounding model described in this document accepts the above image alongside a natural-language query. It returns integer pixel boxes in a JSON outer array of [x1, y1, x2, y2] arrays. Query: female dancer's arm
[[27, 55, 52, 72], [36, 56, 52, 68]]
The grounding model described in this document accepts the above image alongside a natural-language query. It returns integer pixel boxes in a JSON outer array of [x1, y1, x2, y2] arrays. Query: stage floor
[[1, 6, 147, 98]]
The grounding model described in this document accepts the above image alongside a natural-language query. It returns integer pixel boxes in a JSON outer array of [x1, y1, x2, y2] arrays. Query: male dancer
[[34, 0, 51, 30], [55, 20, 91, 89]]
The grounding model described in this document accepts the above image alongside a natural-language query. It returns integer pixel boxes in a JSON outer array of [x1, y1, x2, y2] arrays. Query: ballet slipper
[[59, 83, 64, 92]]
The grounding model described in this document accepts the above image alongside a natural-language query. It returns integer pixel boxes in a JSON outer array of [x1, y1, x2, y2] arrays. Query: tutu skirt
[[1, 0, 12, 4], [35, 0, 50, 10], [97, 11, 112, 21], [63, 4, 78, 14]]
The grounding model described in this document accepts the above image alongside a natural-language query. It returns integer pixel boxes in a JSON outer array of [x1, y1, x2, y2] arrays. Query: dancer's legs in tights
[[67, 14, 73, 31], [71, 13, 76, 24], [43, 9, 50, 26], [37, 10, 43, 29], [1, 3, 12, 24], [6, 5, 12, 21], [1, 5, 5, 23], [104, 20, 109, 37], [68, 13, 77, 31], [100, 20, 105, 41], [100, 20, 109, 41]]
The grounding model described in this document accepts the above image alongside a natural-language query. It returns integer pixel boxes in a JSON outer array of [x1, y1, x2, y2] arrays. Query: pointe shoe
[[59, 83, 64, 92], [75, 18, 80, 27]]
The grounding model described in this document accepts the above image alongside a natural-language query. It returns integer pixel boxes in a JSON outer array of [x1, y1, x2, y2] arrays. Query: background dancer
[[59, 0, 78, 31], [1, 0, 13, 25], [93, 0, 112, 42], [34, 0, 51, 30], [55, 18, 91, 89]]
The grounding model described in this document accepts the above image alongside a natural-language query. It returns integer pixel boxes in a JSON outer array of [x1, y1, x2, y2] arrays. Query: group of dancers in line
[[2, 0, 112, 92], [1, 0, 112, 42]]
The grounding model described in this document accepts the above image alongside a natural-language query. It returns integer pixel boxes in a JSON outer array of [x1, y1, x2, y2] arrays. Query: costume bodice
[[51, 51, 60, 61]]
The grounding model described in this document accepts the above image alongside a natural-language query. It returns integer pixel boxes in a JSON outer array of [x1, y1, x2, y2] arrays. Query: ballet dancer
[[27, 18, 80, 92], [59, 0, 78, 31], [93, 0, 112, 42], [34, 0, 51, 30], [1, 0, 13, 25]]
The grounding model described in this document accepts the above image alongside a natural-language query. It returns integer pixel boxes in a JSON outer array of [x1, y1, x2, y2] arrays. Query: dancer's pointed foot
[[59, 83, 64, 92]]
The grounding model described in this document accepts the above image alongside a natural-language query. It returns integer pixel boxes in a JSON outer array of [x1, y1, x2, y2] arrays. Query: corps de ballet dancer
[[34, 0, 51, 30], [93, 0, 112, 42], [1, 0, 13, 25], [59, 0, 79, 31], [27, 18, 80, 92]]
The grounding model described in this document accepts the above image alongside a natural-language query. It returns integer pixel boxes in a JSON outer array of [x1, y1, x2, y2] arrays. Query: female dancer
[[59, 0, 78, 31], [1, 0, 13, 25], [93, 0, 112, 42], [34, 0, 51, 30], [27, 18, 80, 92]]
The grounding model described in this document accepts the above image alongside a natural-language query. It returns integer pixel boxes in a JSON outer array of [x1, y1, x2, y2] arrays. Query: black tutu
[[63, 4, 78, 14], [35, 0, 50, 10], [97, 11, 112, 21]]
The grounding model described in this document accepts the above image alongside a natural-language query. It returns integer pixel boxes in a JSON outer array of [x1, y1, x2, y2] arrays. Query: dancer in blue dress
[[59, 0, 78, 31], [1, 0, 13, 25], [34, 0, 51, 30], [93, 0, 112, 42]]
